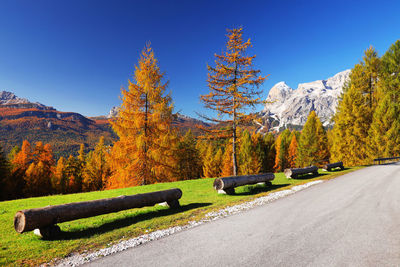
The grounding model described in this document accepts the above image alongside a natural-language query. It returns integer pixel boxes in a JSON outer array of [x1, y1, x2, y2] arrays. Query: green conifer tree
[[331, 48, 380, 165], [297, 111, 329, 167], [239, 130, 253, 175], [176, 130, 202, 180], [368, 40, 400, 158]]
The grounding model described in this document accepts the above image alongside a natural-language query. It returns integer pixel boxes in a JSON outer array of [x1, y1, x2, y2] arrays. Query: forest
[[1, 28, 399, 201]]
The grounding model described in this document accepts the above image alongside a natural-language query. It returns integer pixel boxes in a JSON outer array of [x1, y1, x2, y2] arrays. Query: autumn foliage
[[108, 44, 177, 188], [200, 28, 267, 176]]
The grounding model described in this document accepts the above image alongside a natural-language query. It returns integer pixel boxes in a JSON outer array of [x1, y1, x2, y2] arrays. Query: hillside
[[0, 91, 212, 157]]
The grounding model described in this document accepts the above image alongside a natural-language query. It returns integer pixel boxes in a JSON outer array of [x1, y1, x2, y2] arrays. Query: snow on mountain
[[0, 90, 54, 110], [261, 69, 350, 131]]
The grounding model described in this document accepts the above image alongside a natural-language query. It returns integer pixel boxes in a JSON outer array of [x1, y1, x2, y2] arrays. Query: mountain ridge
[[260, 69, 350, 131]]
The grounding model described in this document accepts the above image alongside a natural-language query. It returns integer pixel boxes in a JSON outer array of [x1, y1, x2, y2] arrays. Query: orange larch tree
[[200, 28, 267, 176], [288, 134, 298, 168], [108, 44, 177, 188]]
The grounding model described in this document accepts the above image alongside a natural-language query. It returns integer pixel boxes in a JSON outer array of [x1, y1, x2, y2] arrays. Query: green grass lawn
[[0, 167, 361, 266]]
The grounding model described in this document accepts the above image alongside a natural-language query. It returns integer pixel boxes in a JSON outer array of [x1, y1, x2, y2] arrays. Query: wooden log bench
[[213, 173, 275, 195], [284, 166, 318, 179], [14, 188, 182, 239], [322, 161, 344, 171], [373, 156, 400, 165]]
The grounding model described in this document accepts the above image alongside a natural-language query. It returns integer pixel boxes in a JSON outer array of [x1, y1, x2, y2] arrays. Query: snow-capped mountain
[[0, 90, 54, 110], [260, 69, 350, 131]]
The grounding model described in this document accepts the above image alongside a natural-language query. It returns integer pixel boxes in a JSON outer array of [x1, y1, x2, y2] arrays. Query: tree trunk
[[284, 166, 318, 178], [323, 162, 344, 171], [14, 188, 182, 233], [213, 173, 275, 192]]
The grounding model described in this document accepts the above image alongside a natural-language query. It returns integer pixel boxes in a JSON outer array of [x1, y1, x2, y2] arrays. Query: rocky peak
[[0, 90, 55, 110], [261, 69, 351, 131]]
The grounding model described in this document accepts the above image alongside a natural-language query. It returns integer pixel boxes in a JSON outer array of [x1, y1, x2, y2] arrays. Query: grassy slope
[[0, 167, 361, 266]]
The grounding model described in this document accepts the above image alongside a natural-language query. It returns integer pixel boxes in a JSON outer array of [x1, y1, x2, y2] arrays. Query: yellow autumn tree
[[199, 28, 267, 176], [288, 134, 298, 168], [108, 44, 177, 188], [221, 140, 233, 177]]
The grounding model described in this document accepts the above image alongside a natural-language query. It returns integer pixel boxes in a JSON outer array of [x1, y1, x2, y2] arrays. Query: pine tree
[[262, 133, 276, 172], [0, 145, 10, 200], [200, 28, 266, 176], [176, 130, 202, 180], [108, 44, 177, 188], [239, 130, 253, 175], [331, 47, 380, 165], [288, 134, 298, 168], [83, 137, 111, 191], [65, 155, 82, 193], [368, 40, 400, 158], [297, 111, 329, 167]]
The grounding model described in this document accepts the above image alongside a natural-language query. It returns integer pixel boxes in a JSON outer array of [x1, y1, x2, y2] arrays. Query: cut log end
[[14, 211, 26, 233], [213, 178, 223, 190]]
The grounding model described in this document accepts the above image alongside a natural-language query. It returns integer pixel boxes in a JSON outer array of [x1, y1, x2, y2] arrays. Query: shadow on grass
[[234, 184, 290, 196], [289, 172, 330, 180], [50, 202, 211, 241]]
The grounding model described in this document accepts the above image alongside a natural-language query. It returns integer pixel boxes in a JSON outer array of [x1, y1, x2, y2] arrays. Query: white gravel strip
[[52, 180, 323, 267]]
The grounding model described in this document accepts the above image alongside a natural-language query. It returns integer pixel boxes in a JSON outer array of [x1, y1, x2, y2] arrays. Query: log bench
[[213, 173, 275, 195], [14, 188, 182, 239], [323, 161, 344, 171], [284, 166, 318, 179], [373, 156, 400, 165]]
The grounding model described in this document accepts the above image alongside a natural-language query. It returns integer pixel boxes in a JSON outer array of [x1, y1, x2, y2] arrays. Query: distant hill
[[0, 91, 211, 158]]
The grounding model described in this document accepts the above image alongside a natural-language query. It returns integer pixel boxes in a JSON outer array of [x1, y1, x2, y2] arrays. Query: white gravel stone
[[51, 180, 323, 267]]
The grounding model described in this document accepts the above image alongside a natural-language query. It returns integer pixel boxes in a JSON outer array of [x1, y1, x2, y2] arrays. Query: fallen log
[[213, 173, 275, 194], [323, 162, 344, 171], [284, 166, 318, 179], [14, 188, 182, 235]]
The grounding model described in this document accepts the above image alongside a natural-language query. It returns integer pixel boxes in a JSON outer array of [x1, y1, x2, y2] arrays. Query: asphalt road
[[87, 163, 400, 267]]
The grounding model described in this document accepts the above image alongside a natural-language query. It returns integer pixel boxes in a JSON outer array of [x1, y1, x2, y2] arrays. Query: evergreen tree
[[108, 44, 177, 188], [176, 130, 202, 180], [0, 146, 10, 200], [200, 28, 266, 176], [297, 111, 329, 167], [331, 47, 380, 165], [7, 145, 20, 163], [262, 133, 276, 172], [239, 130, 254, 175], [83, 137, 111, 191], [65, 155, 82, 193], [368, 40, 400, 158]]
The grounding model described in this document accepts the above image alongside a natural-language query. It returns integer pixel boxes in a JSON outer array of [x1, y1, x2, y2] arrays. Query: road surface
[[87, 163, 400, 266]]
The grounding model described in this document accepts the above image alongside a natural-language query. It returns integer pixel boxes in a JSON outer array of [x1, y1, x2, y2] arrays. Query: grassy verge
[[0, 167, 362, 266]]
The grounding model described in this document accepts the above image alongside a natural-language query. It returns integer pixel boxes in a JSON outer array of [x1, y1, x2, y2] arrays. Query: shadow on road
[[235, 184, 290, 196], [49, 202, 211, 241]]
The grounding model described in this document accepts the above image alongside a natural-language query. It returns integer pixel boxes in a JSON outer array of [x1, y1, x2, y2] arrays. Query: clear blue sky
[[1, 0, 399, 117]]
